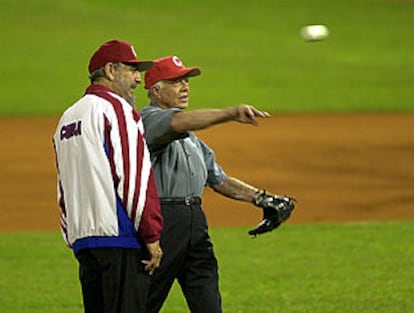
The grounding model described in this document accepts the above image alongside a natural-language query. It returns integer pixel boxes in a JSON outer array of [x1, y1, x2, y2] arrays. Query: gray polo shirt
[[140, 102, 227, 198]]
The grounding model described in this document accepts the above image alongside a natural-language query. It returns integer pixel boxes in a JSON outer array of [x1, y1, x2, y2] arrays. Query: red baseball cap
[[88, 40, 153, 73], [144, 56, 201, 89]]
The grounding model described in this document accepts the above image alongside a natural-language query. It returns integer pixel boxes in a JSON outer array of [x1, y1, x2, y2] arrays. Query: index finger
[[141, 258, 160, 272], [251, 107, 270, 118]]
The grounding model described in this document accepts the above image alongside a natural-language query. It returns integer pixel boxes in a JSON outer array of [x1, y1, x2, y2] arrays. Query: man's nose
[[179, 80, 189, 90], [135, 72, 142, 83]]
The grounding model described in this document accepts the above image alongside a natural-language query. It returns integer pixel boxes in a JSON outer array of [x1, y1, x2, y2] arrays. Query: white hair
[[147, 80, 165, 98]]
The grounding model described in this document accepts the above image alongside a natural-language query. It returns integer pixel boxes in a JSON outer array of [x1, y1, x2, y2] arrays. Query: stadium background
[[1, 0, 413, 312]]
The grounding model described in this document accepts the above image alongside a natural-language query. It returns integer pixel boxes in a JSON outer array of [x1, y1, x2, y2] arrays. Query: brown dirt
[[0, 114, 413, 232]]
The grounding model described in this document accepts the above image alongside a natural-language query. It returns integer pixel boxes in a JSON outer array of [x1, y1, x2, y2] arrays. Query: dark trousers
[[75, 247, 150, 313], [146, 203, 222, 313]]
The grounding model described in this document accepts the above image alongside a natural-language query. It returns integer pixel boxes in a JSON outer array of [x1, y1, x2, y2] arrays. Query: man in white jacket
[[53, 40, 163, 313]]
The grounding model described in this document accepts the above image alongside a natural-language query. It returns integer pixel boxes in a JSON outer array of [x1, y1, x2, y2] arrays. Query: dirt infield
[[0, 114, 413, 232]]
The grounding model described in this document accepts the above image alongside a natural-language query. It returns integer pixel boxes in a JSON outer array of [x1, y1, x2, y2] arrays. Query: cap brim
[[125, 60, 154, 72], [138, 61, 154, 72], [137, 61, 154, 72], [183, 67, 201, 78]]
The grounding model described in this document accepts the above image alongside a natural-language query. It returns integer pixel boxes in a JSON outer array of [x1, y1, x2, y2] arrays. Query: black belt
[[159, 197, 202, 206]]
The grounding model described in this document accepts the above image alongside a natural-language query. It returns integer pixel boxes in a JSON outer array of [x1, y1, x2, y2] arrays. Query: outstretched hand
[[234, 105, 270, 125]]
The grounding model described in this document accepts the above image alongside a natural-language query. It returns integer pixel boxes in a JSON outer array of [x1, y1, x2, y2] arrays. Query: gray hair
[[147, 80, 165, 98], [89, 62, 122, 83]]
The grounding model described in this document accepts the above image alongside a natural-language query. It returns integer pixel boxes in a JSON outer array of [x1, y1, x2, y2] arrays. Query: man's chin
[[177, 101, 189, 109]]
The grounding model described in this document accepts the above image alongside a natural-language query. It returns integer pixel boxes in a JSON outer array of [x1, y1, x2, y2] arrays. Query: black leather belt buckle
[[159, 197, 201, 205], [184, 196, 201, 205]]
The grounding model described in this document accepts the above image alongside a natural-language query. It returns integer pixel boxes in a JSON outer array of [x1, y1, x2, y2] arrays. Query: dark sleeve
[[141, 106, 185, 146], [196, 136, 227, 186]]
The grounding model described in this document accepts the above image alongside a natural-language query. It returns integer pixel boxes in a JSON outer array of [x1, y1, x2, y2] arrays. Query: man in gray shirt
[[140, 55, 279, 313]]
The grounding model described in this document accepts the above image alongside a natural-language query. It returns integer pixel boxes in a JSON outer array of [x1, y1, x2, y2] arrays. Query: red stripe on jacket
[[85, 84, 163, 243], [96, 92, 131, 209]]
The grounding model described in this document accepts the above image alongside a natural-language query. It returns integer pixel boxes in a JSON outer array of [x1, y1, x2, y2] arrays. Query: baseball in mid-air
[[301, 25, 329, 41]]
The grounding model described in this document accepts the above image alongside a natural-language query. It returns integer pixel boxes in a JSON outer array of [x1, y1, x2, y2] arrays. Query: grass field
[[1, 0, 414, 115], [1, 0, 413, 312], [1, 221, 413, 313]]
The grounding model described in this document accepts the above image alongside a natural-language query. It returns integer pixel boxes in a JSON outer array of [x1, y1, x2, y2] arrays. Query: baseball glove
[[248, 190, 296, 237]]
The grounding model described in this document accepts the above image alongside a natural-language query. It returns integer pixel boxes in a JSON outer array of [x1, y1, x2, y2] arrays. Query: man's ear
[[103, 63, 116, 81], [151, 85, 161, 98]]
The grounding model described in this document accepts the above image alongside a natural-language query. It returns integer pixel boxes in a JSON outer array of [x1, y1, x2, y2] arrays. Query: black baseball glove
[[248, 190, 296, 237]]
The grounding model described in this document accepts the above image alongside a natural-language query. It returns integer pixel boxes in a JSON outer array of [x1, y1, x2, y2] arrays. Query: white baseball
[[301, 25, 329, 41]]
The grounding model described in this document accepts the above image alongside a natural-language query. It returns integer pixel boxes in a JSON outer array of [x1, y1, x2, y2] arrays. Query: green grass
[[1, 221, 413, 313], [1, 2, 412, 312], [1, 0, 414, 115]]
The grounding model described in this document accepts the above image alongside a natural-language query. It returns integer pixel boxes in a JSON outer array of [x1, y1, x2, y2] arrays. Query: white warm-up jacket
[[53, 84, 162, 254]]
